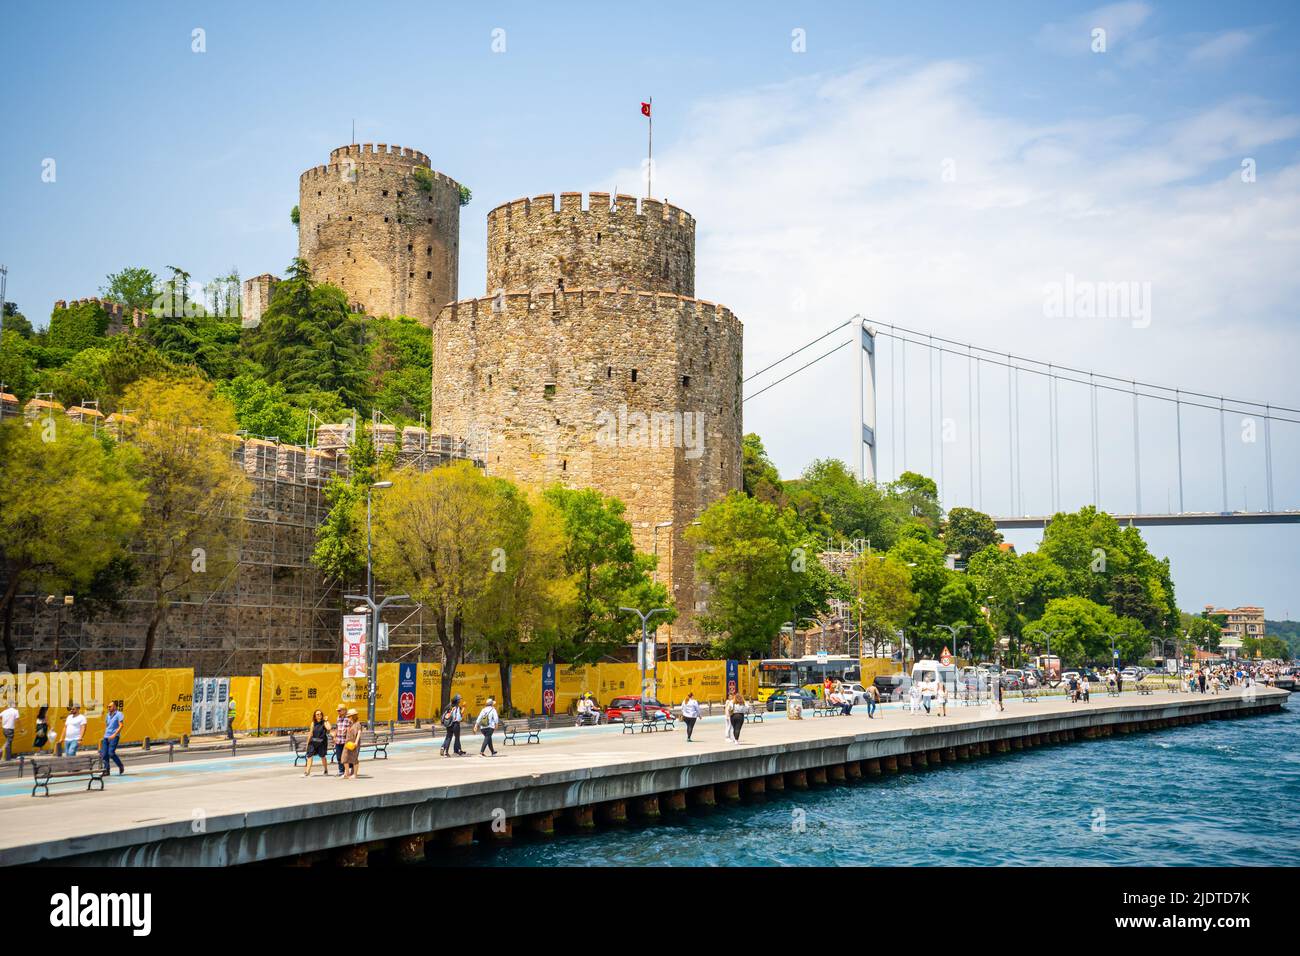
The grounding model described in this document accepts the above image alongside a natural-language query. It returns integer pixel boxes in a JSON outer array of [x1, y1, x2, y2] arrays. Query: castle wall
[[298, 144, 460, 326], [431, 290, 743, 637], [240, 273, 279, 329], [486, 193, 695, 297]]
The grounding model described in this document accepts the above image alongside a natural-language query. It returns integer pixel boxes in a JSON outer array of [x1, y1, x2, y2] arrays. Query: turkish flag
[[640, 101, 651, 117]]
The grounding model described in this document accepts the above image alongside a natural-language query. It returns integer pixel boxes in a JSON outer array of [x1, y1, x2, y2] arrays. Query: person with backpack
[[474, 697, 500, 756], [440, 694, 466, 757]]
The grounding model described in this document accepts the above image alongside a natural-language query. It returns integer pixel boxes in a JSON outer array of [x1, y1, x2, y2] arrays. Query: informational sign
[[725, 660, 739, 699], [397, 662, 416, 722], [343, 615, 368, 680], [541, 663, 556, 715], [191, 677, 230, 735], [940, 646, 953, 666]]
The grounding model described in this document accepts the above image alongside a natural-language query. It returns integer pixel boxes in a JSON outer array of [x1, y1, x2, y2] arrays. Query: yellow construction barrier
[[0, 667, 193, 752], [228, 676, 261, 733]]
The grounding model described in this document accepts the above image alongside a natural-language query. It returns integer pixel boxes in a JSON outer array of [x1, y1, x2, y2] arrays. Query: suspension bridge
[[743, 318, 1300, 530]]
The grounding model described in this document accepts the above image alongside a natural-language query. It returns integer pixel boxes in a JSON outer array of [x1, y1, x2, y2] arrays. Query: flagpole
[[647, 97, 653, 199]]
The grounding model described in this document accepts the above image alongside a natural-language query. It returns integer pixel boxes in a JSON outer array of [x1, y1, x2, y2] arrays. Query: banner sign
[[726, 660, 739, 699], [342, 615, 368, 679], [541, 663, 556, 715], [397, 662, 416, 722], [191, 677, 230, 734]]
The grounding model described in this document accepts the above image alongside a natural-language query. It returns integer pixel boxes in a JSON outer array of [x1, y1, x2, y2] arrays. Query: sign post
[[342, 615, 368, 680], [397, 662, 416, 722]]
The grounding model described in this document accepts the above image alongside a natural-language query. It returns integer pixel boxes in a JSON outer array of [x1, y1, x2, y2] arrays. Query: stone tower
[[298, 144, 461, 325], [431, 192, 743, 641]]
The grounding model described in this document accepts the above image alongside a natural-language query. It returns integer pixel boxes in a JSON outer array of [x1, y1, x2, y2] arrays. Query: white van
[[912, 659, 958, 693]]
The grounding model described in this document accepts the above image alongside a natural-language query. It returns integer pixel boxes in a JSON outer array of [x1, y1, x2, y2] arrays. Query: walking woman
[[341, 708, 362, 780], [729, 693, 748, 743], [440, 694, 466, 756], [993, 672, 1005, 712], [681, 692, 700, 742], [936, 679, 948, 717], [303, 708, 331, 777]]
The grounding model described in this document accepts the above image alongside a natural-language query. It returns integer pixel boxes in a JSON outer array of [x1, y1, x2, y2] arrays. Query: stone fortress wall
[[298, 144, 461, 326], [433, 191, 743, 640]]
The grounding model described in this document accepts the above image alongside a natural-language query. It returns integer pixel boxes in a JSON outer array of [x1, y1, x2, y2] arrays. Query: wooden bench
[[811, 700, 841, 717], [622, 712, 675, 733], [502, 717, 545, 745], [744, 709, 765, 723], [30, 754, 107, 797]]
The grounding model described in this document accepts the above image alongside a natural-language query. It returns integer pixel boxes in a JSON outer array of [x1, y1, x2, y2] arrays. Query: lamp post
[[343, 480, 396, 726], [935, 622, 971, 692], [1027, 627, 1062, 687], [621, 606, 668, 712], [46, 594, 74, 670]]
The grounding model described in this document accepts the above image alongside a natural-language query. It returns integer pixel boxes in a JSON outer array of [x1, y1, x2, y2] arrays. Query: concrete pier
[[0, 687, 1283, 866]]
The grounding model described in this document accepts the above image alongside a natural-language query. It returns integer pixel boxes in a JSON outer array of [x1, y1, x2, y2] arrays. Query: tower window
[[681, 375, 690, 387], [562, 459, 567, 472], [396, 191, 403, 198], [488, 374, 493, 386], [426, 271, 432, 279], [607, 366, 612, 378], [382, 190, 389, 197], [631, 369, 638, 383], [596, 232, 601, 244], [427, 246, 432, 255], [544, 384, 556, 399], [407, 243, 413, 252], [409, 271, 415, 278]]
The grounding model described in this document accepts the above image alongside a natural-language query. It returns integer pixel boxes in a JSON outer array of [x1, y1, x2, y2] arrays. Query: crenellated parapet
[[486, 192, 696, 297]]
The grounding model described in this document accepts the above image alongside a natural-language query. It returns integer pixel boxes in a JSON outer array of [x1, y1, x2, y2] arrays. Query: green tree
[[542, 486, 673, 663], [888, 530, 991, 658], [942, 507, 1002, 561], [3, 303, 34, 338], [0, 419, 144, 670], [1027, 595, 1146, 667], [0, 330, 39, 399], [122, 376, 252, 666], [311, 432, 379, 583], [367, 315, 432, 423], [47, 300, 110, 352], [688, 491, 820, 659], [795, 458, 897, 545], [101, 267, 159, 311], [847, 553, 918, 656], [741, 433, 787, 506], [40, 346, 109, 407], [887, 470, 942, 532]]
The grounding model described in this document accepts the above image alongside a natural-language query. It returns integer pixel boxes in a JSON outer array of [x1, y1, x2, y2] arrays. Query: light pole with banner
[[621, 606, 668, 712], [344, 479, 405, 726]]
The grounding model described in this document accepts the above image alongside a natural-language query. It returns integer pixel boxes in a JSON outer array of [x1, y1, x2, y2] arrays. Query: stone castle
[[279, 145, 745, 640]]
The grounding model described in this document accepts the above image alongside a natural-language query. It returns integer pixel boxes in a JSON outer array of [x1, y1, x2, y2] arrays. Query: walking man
[[681, 692, 700, 741], [866, 683, 880, 719], [63, 704, 87, 756], [475, 697, 500, 756], [100, 700, 125, 774], [226, 691, 237, 740], [331, 703, 350, 776], [993, 673, 1005, 712], [440, 694, 465, 756], [0, 699, 19, 760]]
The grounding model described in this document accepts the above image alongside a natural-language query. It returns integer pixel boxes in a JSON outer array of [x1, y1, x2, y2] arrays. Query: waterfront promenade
[[0, 686, 1285, 866]]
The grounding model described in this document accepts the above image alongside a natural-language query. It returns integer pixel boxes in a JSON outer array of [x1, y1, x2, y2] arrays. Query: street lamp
[[343, 480, 400, 726], [45, 594, 74, 670], [1026, 627, 1062, 687], [935, 623, 972, 692], [621, 606, 669, 713]]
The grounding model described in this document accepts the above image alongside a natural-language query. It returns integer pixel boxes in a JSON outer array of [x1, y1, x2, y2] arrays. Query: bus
[[756, 655, 860, 702]]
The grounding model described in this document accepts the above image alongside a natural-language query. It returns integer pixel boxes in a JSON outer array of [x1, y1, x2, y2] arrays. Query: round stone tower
[[433, 193, 741, 642], [486, 192, 694, 296], [298, 144, 461, 325]]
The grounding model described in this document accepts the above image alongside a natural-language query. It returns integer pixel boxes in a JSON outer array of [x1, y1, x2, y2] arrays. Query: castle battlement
[[438, 288, 739, 330], [52, 297, 149, 333], [488, 192, 695, 229]]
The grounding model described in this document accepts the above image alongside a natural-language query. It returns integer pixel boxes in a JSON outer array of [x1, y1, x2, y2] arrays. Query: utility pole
[[621, 606, 668, 712], [0, 264, 8, 338]]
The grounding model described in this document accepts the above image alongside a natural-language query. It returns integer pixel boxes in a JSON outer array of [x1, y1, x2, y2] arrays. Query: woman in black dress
[[303, 709, 332, 776]]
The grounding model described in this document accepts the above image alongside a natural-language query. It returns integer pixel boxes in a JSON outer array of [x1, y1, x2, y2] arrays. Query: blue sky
[[3, 0, 1299, 617]]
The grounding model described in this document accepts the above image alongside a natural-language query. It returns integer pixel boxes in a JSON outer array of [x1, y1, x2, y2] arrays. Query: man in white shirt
[[474, 697, 500, 756], [63, 705, 88, 756], [0, 701, 19, 760]]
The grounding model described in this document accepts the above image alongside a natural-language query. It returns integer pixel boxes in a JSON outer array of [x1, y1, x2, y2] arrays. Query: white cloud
[[1035, 2, 1154, 56], [1187, 30, 1256, 64]]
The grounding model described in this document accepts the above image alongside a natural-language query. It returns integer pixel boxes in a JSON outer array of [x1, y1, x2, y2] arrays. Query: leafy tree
[[1026, 595, 1146, 666], [311, 432, 379, 583], [847, 553, 918, 656], [1180, 612, 1222, 651], [967, 542, 1029, 647], [794, 458, 897, 545], [217, 373, 306, 443], [371, 461, 513, 709], [367, 315, 432, 422], [741, 433, 786, 506], [101, 267, 159, 311], [687, 491, 819, 659], [887, 470, 942, 532], [3, 303, 34, 338], [470, 485, 575, 714], [888, 530, 991, 658], [942, 507, 1002, 561], [543, 486, 673, 662], [0, 331, 39, 399], [290, 205, 300, 227], [244, 259, 369, 409], [0, 419, 144, 670], [121, 376, 252, 666], [39, 346, 109, 407]]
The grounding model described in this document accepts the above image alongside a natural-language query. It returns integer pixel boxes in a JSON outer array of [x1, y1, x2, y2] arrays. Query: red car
[[604, 696, 672, 723]]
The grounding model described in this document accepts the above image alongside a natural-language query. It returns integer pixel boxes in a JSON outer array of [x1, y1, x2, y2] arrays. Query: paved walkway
[[0, 686, 1282, 861]]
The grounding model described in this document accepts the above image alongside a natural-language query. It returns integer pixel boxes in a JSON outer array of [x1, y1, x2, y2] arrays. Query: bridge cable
[[742, 339, 850, 403], [743, 319, 852, 384]]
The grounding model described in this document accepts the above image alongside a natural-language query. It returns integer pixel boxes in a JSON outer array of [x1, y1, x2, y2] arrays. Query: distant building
[[1204, 604, 1265, 646]]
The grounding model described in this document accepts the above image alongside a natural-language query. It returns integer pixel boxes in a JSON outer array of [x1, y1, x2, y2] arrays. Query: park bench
[[622, 712, 676, 733], [30, 753, 107, 798], [744, 709, 765, 723], [290, 729, 390, 765], [1137, 682, 1154, 696], [502, 717, 545, 745]]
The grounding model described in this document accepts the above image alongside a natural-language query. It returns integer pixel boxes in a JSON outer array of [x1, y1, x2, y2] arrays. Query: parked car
[[766, 687, 819, 712], [833, 682, 872, 705], [1000, 671, 1025, 690], [604, 696, 672, 723], [873, 674, 914, 702]]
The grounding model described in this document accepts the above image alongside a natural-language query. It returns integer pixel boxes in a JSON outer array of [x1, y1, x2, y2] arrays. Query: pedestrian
[[1080, 676, 1090, 703], [921, 677, 933, 715], [0, 698, 19, 760], [34, 706, 50, 752], [63, 704, 87, 756], [1198, 671, 1207, 694], [729, 693, 747, 743], [341, 708, 362, 780], [331, 703, 350, 776], [1116, 670, 1123, 694], [908, 682, 921, 715], [475, 697, 500, 756], [440, 694, 466, 756], [99, 700, 126, 774], [226, 692, 238, 740], [866, 683, 880, 719], [936, 680, 948, 717], [724, 693, 735, 740], [681, 692, 700, 741], [994, 673, 1005, 712], [302, 708, 331, 777]]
